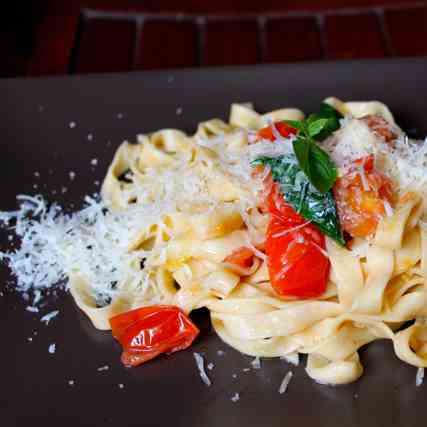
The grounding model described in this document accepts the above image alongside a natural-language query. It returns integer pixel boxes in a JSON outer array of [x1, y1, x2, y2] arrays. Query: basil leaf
[[255, 155, 345, 245], [283, 120, 304, 131], [319, 102, 343, 119], [293, 137, 336, 194], [292, 137, 310, 175], [308, 118, 328, 138], [308, 144, 337, 193], [269, 103, 341, 195], [312, 103, 343, 141]]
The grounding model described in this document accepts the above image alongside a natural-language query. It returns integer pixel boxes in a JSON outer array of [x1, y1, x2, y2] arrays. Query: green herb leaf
[[308, 144, 337, 193], [274, 103, 342, 194], [283, 120, 305, 131], [254, 155, 345, 245], [311, 103, 343, 141], [308, 118, 328, 138], [292, 137, 310, 177], [292, 136, 337, 193]]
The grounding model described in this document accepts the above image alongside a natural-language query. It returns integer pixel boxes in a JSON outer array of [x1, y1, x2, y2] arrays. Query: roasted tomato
[[361, 114, 397, 143], [110, 305, 199, 367], [333, 155, 394, 238], [265, 184, 330, 298], [256, 121, 296, 142], [223, 247, 254, 268]]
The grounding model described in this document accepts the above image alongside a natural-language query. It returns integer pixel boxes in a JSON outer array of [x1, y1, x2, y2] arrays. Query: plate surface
[[1, 58, 427, 427]]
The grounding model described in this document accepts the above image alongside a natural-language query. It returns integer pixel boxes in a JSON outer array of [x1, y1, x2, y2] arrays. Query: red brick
[[385, 7, 427, 56], [204, 20, 258, 66], [74, 18, 136, 73], [29, 2, 81, 76], [325, 13, 387, 59], [136, 20, 198, 69], [264, 17, 322, 62]]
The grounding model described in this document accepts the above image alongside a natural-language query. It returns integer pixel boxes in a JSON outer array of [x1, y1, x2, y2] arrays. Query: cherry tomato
[[333, 155, 394, 238], [256, 121, 296, 142], [361, 115, 396, 143], [265, 184, 330, 298], [223, 247, 254, 268], [110, 305, 199, 367]]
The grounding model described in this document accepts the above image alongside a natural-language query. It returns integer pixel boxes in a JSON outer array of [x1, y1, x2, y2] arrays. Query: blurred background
[[3, 0, 427, 78]]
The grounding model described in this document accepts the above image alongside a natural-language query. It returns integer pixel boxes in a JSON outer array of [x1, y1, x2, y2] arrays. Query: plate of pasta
[[1, 59, 427, 427]]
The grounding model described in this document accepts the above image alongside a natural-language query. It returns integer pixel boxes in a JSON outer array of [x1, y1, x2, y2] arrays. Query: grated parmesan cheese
[[230, 392, 240, 402], [416, 367, 425, 387], [251, 356, 261, 369], [280, 353, 300, 366], [97, 365, 109, 372], [272, 220, 312, 238], [278, 371, 293, 394], [40, 310, 59, 325], [193, 352, 211, 387], [0, 195, 154, 305], [383, 200, 394, 217], [382, 135, 427, 193]]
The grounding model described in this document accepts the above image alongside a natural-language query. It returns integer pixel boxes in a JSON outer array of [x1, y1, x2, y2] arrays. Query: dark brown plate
[[1, 58, 426, 427]]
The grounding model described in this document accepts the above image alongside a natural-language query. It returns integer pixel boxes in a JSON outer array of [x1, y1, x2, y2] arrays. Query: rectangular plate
[[1, 58, 426, 427]]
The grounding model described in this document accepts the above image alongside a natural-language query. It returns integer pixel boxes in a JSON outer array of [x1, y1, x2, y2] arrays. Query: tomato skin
[[256, 122, 296, 142], [223, 247, 254, 268], [266, 219, 329, 298], [361, 115, 396, 143], [333, 155, 394, 238], [110, 306, 199, 367], [265, 184, 330, 298]]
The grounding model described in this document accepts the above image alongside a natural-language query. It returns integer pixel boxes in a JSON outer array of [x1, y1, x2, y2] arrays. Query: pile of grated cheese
[[0, 194, 144, 306]]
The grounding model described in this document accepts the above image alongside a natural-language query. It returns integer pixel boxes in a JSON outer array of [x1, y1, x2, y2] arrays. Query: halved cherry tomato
[[333, 155, 393, 238], [223, 246, 254, 268], [265, 184, 330, 298], [256, 121, 296, 142], [110, 305, 199, 367]]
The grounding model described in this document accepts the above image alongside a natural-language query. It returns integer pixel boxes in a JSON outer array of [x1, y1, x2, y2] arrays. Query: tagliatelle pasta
[[2, 98, 427, 386]]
